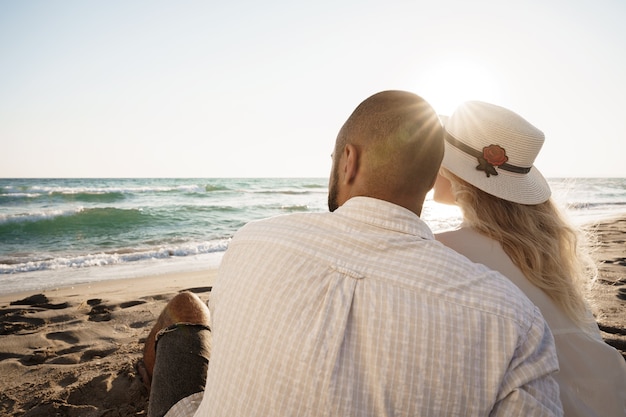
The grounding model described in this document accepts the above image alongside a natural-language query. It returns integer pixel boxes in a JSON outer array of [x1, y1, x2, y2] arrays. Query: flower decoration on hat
[[476, 144, 508, 177]]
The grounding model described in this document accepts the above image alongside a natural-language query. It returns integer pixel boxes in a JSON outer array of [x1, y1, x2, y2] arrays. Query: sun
[[416, 59, 502, 117]]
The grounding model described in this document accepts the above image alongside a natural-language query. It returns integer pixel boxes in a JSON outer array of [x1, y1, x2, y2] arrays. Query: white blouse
[[436, 226, 626, 417]]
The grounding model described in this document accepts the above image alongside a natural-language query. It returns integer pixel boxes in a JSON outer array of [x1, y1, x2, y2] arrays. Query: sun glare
[[417, 59, 502, 117]]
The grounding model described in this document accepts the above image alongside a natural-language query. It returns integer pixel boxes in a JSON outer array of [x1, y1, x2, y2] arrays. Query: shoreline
[[0, 209, 619, 297], [1, 216, 624, 416], [0, 266, 218, 302], [0, 251, 224, 297]]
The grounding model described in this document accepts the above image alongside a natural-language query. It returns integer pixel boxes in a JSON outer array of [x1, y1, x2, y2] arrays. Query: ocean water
[[1, 177, 625, 294]]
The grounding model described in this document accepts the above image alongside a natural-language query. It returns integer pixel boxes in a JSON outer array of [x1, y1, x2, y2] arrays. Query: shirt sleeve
[[491, 309, 563, 416], [163, 391, 203, 417]]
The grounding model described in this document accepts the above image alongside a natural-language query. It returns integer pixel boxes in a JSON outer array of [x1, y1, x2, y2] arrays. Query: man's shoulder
[[241, 211, 329, 229], [433, 243, 541, 328], [233, 211, 333, 243]]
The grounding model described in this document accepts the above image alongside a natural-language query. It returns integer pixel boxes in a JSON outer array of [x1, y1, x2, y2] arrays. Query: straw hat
[[441, 101, 551, 205]]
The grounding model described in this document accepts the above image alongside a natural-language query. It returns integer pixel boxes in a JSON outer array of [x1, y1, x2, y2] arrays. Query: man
[[142, 90, 563, 416]]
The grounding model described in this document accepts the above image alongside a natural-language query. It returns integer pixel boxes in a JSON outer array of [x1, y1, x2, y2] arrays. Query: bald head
[[328, 90, 444, 215]]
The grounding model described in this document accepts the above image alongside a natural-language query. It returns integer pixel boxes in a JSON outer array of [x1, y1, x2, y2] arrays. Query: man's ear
[[343, 143, 359, 184]]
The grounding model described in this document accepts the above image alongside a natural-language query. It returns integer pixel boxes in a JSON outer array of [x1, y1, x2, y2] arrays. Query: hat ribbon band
[[444, 132, 531, 175]]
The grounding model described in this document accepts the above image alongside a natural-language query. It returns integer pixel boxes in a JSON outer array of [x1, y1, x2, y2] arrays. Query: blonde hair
[[443, 170, 598, 331]]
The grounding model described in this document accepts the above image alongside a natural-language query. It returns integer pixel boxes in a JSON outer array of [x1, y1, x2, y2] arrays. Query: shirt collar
[[335, 196, 434, 240]]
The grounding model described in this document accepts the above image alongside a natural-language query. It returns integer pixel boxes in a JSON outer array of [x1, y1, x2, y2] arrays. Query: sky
[[1, 0, 625, 178]]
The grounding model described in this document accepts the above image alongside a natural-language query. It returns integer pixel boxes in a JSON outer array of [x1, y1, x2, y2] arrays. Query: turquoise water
[[1, 177, 625, 294]]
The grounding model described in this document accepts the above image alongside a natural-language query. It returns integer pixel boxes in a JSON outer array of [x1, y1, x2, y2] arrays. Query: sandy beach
[[1, 217, 624, 417]]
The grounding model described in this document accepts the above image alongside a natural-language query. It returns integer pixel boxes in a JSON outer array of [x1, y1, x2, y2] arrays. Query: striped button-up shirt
[[168, 197, 562, 416]]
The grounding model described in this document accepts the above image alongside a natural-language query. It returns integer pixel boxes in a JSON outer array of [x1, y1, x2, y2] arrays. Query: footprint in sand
[[120, 300, 147, 309], [47, 331, 81, 345], [56, 344, 89, 357], [88, 303, 112, 322], [130, 320, 153, 329], [1, 294, 74, 335], [63, 366, 147, 413], [20, 348, 55, 366], [80, 347, 119, 362], [10, 293, 70, 310], [181, 286, 212, 294], [59, 374, 79, 387], [142, 293, 174, 302], [0, 308, 46, 335]]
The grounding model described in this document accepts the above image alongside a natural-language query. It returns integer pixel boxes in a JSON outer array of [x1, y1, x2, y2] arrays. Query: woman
[[433, 101, 626, 417]]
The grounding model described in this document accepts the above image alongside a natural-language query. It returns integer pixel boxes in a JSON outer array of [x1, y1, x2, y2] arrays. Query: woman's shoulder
[[435, 227, 498, 255]]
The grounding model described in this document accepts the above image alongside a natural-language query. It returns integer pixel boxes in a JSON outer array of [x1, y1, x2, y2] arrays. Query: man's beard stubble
[[328, 167, 339, 212]]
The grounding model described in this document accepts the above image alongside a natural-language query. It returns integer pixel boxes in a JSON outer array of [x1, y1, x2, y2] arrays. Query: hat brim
[[441, 139, 551, 205]]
